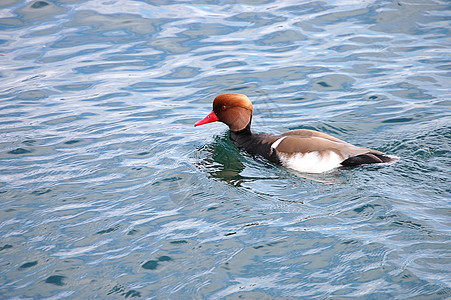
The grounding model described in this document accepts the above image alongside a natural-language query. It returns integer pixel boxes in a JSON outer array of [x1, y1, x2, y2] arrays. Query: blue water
[[1, 0, 450, 298]]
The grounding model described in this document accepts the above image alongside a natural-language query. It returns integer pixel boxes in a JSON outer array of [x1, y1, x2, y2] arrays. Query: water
[[0, 0, 450, 298]]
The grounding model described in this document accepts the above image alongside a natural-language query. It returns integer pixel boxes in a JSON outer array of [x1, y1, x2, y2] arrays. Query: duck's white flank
[[279, 150, 343, 173]]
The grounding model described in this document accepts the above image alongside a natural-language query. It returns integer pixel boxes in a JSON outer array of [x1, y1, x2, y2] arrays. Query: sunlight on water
[[0, 0, 450, 298]]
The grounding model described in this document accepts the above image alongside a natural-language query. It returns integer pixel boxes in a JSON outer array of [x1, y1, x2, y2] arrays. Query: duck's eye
[[221, 105, 227, 111]]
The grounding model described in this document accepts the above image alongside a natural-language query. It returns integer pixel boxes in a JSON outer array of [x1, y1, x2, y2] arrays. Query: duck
[[195, 93, 398, 173]]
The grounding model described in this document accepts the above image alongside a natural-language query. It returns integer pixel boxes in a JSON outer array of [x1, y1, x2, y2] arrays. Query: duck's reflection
[[196, 133, 248, 186]]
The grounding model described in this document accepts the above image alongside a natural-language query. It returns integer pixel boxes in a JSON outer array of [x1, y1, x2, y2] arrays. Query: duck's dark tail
[[341, 152, 399, 167]]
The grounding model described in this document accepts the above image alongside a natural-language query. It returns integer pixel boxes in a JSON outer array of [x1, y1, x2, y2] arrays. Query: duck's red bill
[[194, 111, 219, 126]]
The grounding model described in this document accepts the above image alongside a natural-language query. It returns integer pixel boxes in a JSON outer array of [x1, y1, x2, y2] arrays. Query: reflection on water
[[196, 134, 247, 186], [0, 0, 450, 298]]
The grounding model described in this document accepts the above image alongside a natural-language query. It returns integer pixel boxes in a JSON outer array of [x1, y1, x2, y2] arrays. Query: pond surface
[[0, 0, 450, 298]]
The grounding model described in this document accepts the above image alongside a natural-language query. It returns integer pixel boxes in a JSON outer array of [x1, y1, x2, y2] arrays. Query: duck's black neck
[[231, 122, 252, 135], [228, 122, 280, 164], [229, 122, 252, 147]]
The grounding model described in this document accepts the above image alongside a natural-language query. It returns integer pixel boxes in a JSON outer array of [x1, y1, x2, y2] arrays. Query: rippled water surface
[[1, 0, 450, 298]]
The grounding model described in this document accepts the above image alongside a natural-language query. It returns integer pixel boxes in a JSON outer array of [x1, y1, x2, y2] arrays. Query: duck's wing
[[273, 135, 374, 158], [281, 129, 351, 144]]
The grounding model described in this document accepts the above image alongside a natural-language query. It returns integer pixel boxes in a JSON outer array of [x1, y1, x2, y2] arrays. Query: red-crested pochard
[[195, 93, 398, 173]]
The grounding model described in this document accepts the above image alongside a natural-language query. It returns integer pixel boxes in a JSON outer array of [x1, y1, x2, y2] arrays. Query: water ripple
[[0, 0, 450, 298]]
